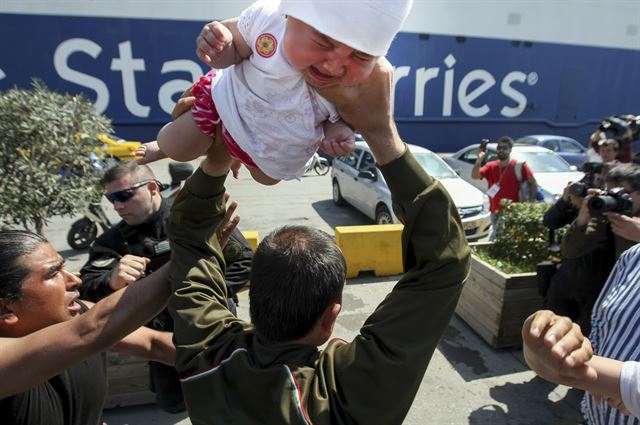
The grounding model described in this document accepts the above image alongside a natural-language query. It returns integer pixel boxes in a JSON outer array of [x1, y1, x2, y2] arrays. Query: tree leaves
[[479, 200, 554, 273], [0, 80, 112, 233]]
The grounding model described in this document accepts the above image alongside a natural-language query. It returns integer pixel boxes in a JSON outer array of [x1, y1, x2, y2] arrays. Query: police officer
[[79, 160, 253, 413]]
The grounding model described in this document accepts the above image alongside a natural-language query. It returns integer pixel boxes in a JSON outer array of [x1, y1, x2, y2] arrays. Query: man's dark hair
[[606, 163, 635, 186], [621, 163, 640, 192], [249, 225, 346, 342], [0, 230, 48, 301], [103, 160, 155, 185], [497, 136, 514, 149]]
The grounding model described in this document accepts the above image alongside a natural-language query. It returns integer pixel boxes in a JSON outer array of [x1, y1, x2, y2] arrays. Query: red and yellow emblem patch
[[255, 33, 277, 58]]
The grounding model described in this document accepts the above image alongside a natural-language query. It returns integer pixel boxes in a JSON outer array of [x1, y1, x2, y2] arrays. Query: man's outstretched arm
[[0, 265, 170, 399]]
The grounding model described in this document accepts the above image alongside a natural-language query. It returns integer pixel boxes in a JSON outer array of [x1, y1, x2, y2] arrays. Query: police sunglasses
[[105, 180, 153, 203]]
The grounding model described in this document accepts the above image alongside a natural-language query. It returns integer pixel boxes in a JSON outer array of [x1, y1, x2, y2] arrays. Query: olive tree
[[0, 81, 112, 234]]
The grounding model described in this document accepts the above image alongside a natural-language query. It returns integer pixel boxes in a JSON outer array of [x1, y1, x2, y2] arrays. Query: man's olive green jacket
[[167, 149, 470, 425]]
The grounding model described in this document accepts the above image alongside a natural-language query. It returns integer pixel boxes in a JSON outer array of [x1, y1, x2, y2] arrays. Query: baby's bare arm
[[196, 18, 251, 68], [321, 120, 355, 157]]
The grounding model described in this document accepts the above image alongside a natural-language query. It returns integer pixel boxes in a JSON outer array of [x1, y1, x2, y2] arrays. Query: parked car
[[443, 143, 584, 203], [97, 133, 141, 161], [331, 142, 491, 240], [514, 134, 587, 168]]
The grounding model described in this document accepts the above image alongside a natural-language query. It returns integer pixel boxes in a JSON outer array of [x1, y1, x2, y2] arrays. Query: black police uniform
[[79, 199, 253, 412]]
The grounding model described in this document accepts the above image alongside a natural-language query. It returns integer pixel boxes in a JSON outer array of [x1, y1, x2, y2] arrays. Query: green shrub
[[474, 200, 555, 273], [0, 80, 111, 234]]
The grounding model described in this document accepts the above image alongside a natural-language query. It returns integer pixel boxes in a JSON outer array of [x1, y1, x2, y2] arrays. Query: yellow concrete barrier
[[241, 230, 259, 251], [335, 224, 403, 278]]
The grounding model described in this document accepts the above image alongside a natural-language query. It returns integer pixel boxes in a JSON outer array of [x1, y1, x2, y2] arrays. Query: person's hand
[[196, 21, 233, 66], [605, 212, 640, 242], [591, 394, 631, 416], [569, 194, 585, 209], [476, 150, 486, 163], [171, 87, 195, 120], [200, 135, 232, 177], [315, 58, 403, 165], [320, 121, 356, 157], [522, 310, 596, 385], [217, 192, 240, 249], [109, 255, 151, 291], [575, 189, 600, 227]]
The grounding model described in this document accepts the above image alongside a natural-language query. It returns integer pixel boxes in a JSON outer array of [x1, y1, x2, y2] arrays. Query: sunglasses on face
[[105, 180, 152, 203]]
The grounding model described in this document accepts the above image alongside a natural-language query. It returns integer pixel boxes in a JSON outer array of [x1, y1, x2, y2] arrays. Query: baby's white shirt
[[211, 0, 339, 180]]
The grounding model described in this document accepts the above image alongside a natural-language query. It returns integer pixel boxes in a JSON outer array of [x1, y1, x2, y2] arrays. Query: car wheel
[[67, 218, 98, 250], [332, 180, 345, 206], [375, 204, 393, 224]]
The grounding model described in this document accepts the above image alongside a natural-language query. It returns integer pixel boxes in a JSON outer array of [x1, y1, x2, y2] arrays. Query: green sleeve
[[561, 218, 609, 259], [322, 148, 471, 424], [166, 168, 252, 376]]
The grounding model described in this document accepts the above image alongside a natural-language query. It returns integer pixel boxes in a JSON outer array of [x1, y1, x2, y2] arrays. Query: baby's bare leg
[[157, 111, 213, 161], [246, 166, 280, 186], [135, 141, 166, 165]]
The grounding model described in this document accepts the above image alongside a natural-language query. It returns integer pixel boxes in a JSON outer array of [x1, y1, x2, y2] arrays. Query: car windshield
[[414, 151, 458, 178], [516, 137, 538, 145], [511, 151, 572, 173]]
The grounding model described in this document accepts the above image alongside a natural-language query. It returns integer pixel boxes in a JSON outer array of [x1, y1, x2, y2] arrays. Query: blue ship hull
[[1, 12, 639, 151]]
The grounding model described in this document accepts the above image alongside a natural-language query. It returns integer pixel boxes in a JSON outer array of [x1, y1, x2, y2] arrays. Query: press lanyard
[[497, 160, 514, 184]]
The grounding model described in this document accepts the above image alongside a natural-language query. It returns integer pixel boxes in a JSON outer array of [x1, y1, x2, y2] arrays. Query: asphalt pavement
[[43, 159, 584, 425]]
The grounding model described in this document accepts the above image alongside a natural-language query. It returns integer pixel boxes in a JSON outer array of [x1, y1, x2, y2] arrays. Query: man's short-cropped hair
[[621, 163, 640, 192], [497, 136, 514, 149], [249, 225, 346, 342], [607, 163, 636, 186], [102, 160, 155, 185]]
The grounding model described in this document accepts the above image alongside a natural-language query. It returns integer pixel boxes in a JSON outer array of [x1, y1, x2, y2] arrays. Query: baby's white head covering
[[278, 0, 413, 57]]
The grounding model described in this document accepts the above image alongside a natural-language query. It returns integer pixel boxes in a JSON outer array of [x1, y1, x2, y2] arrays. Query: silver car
[[443, 143, 584, 203], [331, 142, 492, 240]]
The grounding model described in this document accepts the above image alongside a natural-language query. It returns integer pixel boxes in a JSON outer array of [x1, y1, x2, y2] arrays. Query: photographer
[[471, 136, 538, 240], [598, 114, 640, 163], [600, 139, 621, 166], [79, 161, 253, 413], [606, 165, 640, 243], [542, 182, 615, 335], [562, 164, 640, 263]]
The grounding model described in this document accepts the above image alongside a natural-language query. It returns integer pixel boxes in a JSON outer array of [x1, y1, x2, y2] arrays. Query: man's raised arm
[[315, 57, 472, 424], [166, 140, 252, 376]]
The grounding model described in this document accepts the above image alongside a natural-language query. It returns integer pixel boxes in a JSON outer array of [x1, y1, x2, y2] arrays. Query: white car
[[331, 142, 492, 240], [443, 143, 585, 203]]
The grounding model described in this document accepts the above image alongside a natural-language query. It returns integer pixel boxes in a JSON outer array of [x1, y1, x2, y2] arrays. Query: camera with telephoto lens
[[569, 162, 605, 197], [587, 187, 633, 217], [598, 115, 640, 142]]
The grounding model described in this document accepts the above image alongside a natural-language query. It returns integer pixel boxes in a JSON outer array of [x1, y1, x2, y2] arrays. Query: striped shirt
[[583, 243, 640, 425]]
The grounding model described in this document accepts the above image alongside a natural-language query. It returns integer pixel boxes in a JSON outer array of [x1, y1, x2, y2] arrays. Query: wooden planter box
[[455, 245, 544, 349], [104, 353, 155, 409]]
